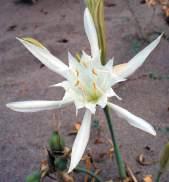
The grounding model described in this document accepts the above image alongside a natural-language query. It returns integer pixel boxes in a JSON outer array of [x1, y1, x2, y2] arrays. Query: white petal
[[84, 8, 99, 57], [112, 63, 127, 76], [85, 103, 96, 114], [110, 73, 126, 87], [74, 100, 85, 112], [91, 50, 102, 67], [105, 58, 114, 70], [68, 51, 80, 69], [49, 81, 70, 89], [106, 88, 122, 100], [68, 109, 92, 173], [108, 102, 156, 136], [17, 37, 68, 77], [81, 51, 92, 65], [98, 97, 107, 108], [6, 100, 72, 112], [114, 34, 162, 78]]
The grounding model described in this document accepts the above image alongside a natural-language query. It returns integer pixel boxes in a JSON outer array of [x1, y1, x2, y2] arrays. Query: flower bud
[[86, 0, 106, 64], [26, 171, 41, 182], [54, 157, 68, 171], [48, 131, 65, 152]]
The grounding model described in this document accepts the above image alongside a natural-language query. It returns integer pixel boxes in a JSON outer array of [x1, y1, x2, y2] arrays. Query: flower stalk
[[103, 106, 126, 179]]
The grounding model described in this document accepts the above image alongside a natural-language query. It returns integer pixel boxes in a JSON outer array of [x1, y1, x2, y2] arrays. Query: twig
[[126, 163, 138, 182]]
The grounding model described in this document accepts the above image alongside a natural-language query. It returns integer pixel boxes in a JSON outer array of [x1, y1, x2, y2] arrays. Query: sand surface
[[0, 0, 169, 181]]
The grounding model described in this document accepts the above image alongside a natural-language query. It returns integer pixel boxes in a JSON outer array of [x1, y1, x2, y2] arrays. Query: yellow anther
[[82, 61, 88, 68], [92, 68, 97, 76], [75, 80, 80, 86], [79, 85, 87, 98], [76, 69, 79, 77]]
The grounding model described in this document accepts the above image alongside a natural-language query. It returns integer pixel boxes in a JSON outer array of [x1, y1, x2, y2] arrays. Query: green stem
[[155, 171, 162, 182], [103, 106, 127, 179], [75, 166, 103, 182]]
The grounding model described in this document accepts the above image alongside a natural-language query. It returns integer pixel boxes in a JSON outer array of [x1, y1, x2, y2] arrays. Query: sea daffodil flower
[[6, 8, 162, 173]]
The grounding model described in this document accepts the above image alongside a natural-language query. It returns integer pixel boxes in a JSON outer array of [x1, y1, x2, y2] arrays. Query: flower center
[[74, 76, 102, 104]]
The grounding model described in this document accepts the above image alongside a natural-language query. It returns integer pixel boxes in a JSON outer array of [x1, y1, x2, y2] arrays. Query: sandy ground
[[0, 0, 169, 181]]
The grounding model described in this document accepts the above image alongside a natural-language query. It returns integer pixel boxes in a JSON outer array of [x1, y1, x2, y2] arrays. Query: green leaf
[[54, 157, 68, 171], [26, 171, 41, 182], [48, 131, 65, 152]]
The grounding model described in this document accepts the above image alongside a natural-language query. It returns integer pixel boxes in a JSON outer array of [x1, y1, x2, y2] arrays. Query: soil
[[0, 0, 169, 181]]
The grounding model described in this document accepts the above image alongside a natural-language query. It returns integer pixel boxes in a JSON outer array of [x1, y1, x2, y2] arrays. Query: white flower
[[6, 8, 162, 173]]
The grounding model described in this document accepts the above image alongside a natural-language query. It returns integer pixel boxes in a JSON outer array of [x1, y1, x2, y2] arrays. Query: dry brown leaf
[[137, 154, 153, 166], [60, 172, 74, 182], [68, 122, 81, 135], [159, 0, 169, 6], [74, 122, 81, 131], [40, 160, 49, 178], [143, 175, 153, 182], [123, 177, 132, 182], [63, 147, 71, 158], [108, 147, 114, 159], [82, 153, 100, 182], [147, 0, 169, 17], [146, 0, 157, 6], [163, 6, 169, 16], [88, 152, 98, 169], [159, 0, 169, 17], [126, 163, 138, 182], [91, 169, 101, 182], [84, 155, 92, 182], [94, 138, 104, 144]]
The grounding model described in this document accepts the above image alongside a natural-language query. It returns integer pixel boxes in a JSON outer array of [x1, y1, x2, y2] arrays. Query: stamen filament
[[92, 68, 97, 76]]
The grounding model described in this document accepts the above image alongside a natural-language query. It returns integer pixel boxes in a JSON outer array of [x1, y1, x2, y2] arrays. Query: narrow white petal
[[92, 50, 102, 67], [68, 110, 92, 173], [105, 58, 114, 70], [84, 8, 99, 57], [113, 63, 127, 76], [17, 37, 68, 77], [114, 34, 162, 78], [85, 103, 96, 114], [74, 100, 85, 112], [106, 88, 122, 100], [108, 102, 156, 136], [81, 51, 92, 65], [110, 73, 126, 87], [49, 81, 70, 89], [97, 95, 108, 108], [68, 51, 80, 68], [6, 100, 72, 112]]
